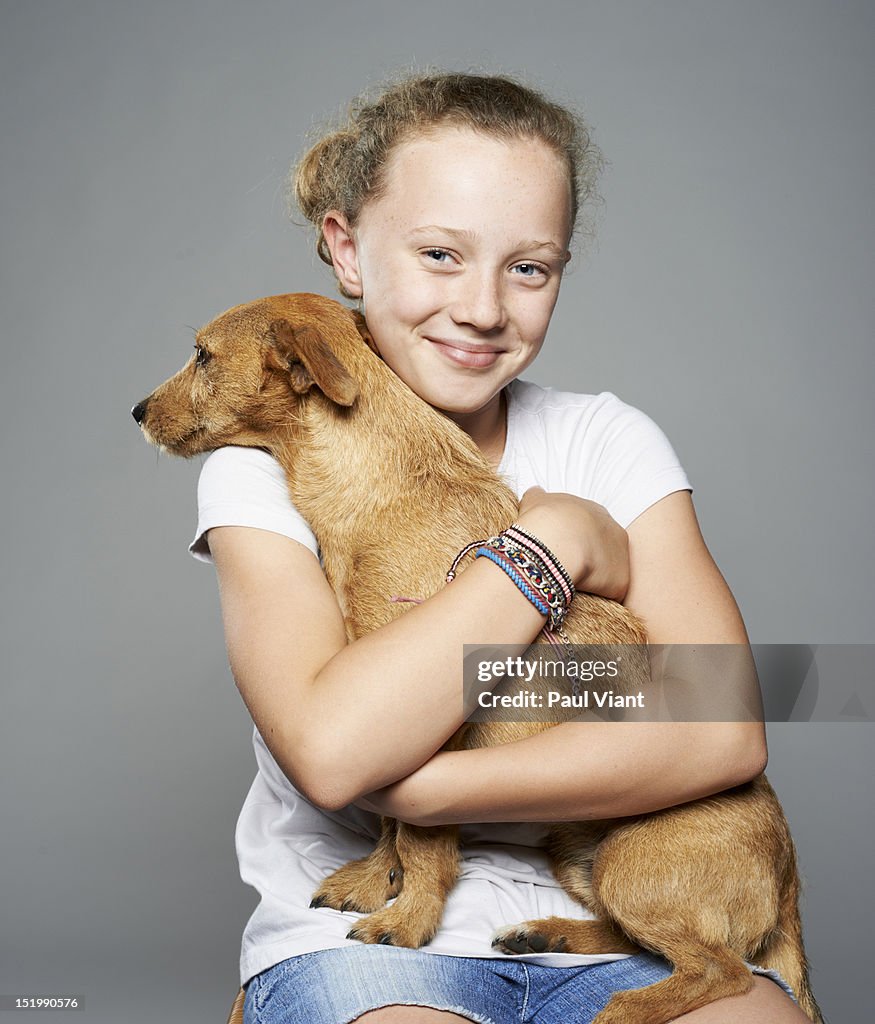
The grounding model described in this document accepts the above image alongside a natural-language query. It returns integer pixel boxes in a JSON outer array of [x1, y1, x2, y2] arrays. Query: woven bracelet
[[445, 528, 574, 631], [485, 534, 570, 631], [474, 547, 550, 618]]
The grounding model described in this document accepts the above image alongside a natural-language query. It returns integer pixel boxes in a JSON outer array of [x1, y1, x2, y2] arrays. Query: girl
[[189, 72, 808, 1024]]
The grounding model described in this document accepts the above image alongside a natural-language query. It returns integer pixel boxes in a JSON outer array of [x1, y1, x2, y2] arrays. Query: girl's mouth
[[427, 337, 503, 369]]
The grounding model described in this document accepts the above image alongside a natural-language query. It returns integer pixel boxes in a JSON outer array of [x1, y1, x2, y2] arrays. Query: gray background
[[1, 1, 872, 1021]]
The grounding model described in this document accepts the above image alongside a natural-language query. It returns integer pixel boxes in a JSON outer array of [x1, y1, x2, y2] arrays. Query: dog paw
[[491, 920, 569, 955], [310, 858, 403, 914], [345, 905, 439, 949]]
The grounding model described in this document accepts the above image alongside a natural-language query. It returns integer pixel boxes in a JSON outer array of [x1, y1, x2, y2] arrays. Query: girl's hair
[[292, 71, 603, 296]]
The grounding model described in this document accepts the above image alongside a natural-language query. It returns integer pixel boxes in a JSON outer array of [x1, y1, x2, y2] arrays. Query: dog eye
[[195, 345, 211, 367]]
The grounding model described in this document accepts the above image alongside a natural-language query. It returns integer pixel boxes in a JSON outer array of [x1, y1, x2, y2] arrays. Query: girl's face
[[324, 126, 572, 441]]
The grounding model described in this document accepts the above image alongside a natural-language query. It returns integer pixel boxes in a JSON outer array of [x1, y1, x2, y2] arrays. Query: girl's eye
[[423, 248, 454, 264], [512, 263, 546, 278]]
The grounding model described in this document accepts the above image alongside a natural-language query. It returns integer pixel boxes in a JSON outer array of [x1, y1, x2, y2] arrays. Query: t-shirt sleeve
[[187, 446, 320, 564], [572, 392, 692, 529]]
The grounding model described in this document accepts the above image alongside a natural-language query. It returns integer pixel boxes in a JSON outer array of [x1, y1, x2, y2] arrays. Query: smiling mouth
[[426, 337, 504, 369]]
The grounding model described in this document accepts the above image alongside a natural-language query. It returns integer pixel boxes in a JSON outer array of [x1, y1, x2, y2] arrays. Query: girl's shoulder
[[504, 379, 691, 529], [506, 378, 655, 444], [188, 446, 319, 564]]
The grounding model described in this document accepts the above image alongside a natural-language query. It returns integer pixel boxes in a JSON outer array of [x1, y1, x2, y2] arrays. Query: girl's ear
[[322, 211, 363, 298]]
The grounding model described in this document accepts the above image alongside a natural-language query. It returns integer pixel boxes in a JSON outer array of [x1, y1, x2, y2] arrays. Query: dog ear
[[267, 320, 359, 407]]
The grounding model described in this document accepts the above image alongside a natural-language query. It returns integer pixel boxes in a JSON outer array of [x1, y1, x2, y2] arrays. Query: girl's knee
[[354, 1009, 476, 1023], [671, 976, 811, 1022]]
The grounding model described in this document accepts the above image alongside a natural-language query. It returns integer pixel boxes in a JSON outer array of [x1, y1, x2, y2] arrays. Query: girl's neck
[[442, 388, 508, 471]]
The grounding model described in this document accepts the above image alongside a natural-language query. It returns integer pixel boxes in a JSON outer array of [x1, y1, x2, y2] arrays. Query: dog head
[[132, 293, 366, 457]]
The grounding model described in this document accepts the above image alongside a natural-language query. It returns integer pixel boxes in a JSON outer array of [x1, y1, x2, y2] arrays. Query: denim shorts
[[243, 945, 797, 1024]]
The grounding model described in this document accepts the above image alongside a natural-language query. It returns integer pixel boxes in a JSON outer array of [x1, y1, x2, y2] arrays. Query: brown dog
[[133, 293, 822, 1024]]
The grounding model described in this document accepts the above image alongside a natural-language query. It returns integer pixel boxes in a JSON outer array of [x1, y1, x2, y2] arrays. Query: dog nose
[[131, 398, 149, 424]]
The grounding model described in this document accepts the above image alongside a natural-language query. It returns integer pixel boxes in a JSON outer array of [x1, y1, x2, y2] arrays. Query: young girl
[[189, 73, 808, 1024]]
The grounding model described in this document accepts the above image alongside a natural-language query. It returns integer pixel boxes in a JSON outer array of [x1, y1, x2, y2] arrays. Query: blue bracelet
[[475, 547, 550, 618]]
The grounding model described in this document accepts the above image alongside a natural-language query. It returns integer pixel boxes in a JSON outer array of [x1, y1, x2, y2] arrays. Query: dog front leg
[[310, 817, 404, 914], [346, 822, 461, 947]]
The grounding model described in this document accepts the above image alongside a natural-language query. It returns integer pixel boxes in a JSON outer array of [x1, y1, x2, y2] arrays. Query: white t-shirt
[[188, 380, 692, 986]]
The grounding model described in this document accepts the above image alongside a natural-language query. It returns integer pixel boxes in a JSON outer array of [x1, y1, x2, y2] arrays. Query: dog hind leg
[[592, 942, 754, 1024]]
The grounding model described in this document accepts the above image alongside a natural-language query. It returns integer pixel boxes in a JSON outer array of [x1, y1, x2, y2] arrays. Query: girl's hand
[[516, 486, 630, 601]]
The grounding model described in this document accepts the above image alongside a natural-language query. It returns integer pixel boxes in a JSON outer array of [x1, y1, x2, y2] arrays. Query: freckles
[[390, 279, 442, 323]]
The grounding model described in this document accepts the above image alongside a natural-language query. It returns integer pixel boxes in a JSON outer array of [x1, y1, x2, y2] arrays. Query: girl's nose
[[449, 272, 507, 332]]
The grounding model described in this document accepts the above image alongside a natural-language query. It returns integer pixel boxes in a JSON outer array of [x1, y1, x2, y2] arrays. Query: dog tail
[[750, 842, 824, 1023]]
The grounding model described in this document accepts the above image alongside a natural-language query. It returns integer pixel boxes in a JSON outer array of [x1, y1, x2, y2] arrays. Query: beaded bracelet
[[504, 524, 575, 606], [485, 534, 569, 631], [446, 527, 574, 632]]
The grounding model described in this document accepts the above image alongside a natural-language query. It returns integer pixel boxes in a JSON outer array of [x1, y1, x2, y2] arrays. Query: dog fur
[[134, 293, 822, 1024]]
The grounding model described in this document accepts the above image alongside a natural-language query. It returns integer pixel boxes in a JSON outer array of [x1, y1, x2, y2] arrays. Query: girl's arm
[[207, 489, 626, 811], [358, 489, 768, 825]]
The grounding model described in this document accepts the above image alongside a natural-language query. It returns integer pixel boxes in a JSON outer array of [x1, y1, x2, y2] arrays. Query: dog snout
[[131, 397, 150, 424]]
